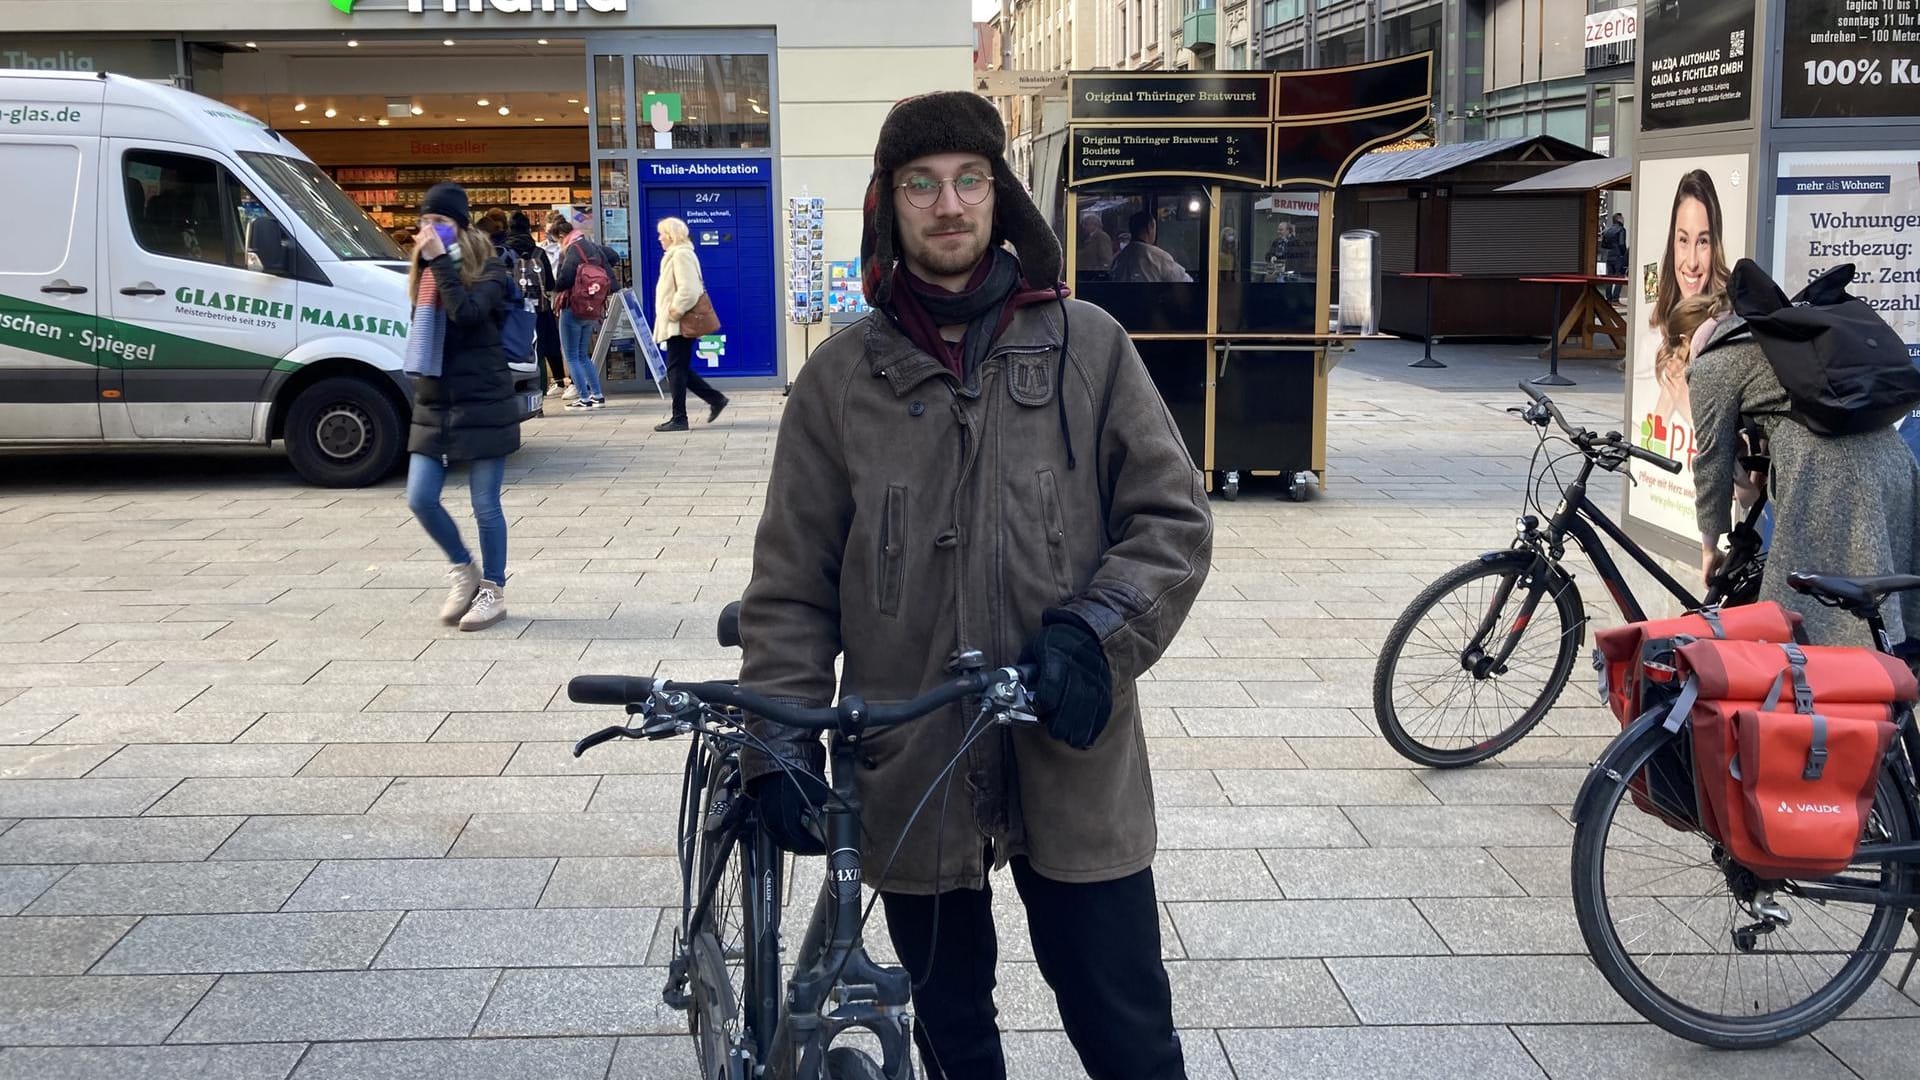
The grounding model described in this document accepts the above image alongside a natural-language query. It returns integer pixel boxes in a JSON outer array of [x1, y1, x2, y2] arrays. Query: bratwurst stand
[[1062, 55, 1433, 499]]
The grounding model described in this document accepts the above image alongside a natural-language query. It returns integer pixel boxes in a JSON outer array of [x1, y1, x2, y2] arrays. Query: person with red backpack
[[548, 211, 617, 410]]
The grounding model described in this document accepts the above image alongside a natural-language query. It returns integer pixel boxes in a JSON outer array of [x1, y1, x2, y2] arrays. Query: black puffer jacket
[[407, 252, 523, 462]]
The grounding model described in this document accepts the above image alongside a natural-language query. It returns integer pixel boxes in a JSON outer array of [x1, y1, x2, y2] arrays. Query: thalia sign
[[403, 0, 629, 12]]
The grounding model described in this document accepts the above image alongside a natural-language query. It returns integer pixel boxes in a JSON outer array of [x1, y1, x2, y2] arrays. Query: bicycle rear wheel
[[1373, 554, 1583, 767], [1572, 731, 1915, 1048]]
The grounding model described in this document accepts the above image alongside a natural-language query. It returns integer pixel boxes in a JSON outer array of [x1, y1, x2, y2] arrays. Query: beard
[[902, 217, 992, 279]]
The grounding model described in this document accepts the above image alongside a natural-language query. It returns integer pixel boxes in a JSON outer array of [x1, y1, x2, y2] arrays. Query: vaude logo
[[1776, 801, 1844, 815], [402, 0, 630, 11]]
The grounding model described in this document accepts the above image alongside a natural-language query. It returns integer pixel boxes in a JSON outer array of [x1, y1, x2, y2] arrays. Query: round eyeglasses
[[895, 172, 995, 210]]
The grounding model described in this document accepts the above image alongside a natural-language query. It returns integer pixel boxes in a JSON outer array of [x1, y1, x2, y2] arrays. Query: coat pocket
[[1037, 469, 1072, 602], [879, 483, 908, 618]]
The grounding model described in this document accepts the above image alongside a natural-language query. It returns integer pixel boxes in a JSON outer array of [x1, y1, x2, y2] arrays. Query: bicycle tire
[[1572, 731, 1913, 1049], [825, 1046, 893, 1080], [1373, 554, 1584, 767], [686, 739, 759, 1079]]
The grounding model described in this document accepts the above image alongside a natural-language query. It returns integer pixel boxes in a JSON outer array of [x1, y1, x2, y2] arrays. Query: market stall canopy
[[1494, 156, 1632, 194], [1342, 135, 1596, 186]]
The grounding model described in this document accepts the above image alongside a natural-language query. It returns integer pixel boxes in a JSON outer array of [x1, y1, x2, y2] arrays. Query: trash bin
[[1337, 229, 1381, 336]]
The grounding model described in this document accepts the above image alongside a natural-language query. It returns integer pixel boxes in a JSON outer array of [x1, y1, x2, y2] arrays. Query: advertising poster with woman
[[1626, 154, 1751, 539]]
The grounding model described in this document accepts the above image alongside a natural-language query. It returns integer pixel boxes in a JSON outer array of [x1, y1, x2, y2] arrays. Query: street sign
[[972, 69, 1069, 99], [1069, 124, 1270, 187]]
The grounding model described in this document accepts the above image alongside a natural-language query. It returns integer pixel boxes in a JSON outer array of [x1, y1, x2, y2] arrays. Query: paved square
[[0, 343, 1910, 1078]]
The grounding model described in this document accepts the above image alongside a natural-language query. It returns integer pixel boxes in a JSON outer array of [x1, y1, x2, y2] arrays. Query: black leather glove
[[748, 767, 831, 856], [1020, 610, 1113, 750]]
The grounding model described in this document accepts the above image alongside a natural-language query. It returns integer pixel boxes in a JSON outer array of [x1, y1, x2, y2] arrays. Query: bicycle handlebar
[[568, 666, 1037, 733], [1517, 381, 1682, 474]]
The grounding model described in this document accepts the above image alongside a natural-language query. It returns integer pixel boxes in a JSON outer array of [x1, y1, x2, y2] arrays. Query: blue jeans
[[407, 453, 507, 586], [559, 309, 603, 400]]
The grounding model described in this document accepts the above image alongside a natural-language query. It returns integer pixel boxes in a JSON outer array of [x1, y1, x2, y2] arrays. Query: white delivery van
[[0, 71, 541, 487]]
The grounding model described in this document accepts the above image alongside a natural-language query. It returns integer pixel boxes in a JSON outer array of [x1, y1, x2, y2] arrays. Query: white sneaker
[[562, 385, 579, 400], [439, 562, 481, 625], [544, 384, 563, 397], [460, 582, 506, 631]]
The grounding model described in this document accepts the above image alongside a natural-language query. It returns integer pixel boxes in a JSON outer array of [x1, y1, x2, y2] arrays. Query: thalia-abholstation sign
[[382, 0, 629, 13]]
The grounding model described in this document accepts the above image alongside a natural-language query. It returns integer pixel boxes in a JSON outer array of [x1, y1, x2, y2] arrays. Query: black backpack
[[1727, 259, 1920, 436]]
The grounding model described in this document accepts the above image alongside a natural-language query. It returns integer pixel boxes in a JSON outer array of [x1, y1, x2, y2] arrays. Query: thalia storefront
[[0, 0, 972, 386]]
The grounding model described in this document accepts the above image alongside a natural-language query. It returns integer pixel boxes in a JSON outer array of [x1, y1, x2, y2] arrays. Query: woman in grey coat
[[1690, 317, 1920, 648]]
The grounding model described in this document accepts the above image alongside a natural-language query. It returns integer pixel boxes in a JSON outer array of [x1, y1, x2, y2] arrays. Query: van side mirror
[[247, 216, 294, 276]]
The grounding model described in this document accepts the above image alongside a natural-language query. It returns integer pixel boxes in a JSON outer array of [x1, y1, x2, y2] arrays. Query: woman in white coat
[[653, 217, 729, 432]]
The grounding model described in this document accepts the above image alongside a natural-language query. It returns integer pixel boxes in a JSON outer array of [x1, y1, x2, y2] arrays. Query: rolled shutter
[[1448, 196, 1582, 274], [1368, 200, 1417, 273]]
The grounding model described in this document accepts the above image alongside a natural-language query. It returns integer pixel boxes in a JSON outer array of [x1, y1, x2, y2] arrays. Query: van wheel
[[285, 376, 404, 488]]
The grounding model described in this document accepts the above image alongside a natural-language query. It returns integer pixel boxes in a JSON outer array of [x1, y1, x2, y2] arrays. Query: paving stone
[[26, 861, 313, 916], [605, 1036, 696, 1079], [184, 686, 383, 716], [1142, 849, 1282, 901], [1212, 768, 1436, 806], [503, 740, 688, 775], [169, 969, 498, 1043], [368, 776, 596, 814], [95, 912, 399, 975], [0, 973, 214, 1045], [1327, 956, 1642, 1024], [582, 774, 688, 813], [1169, 899, 1446, 959], [1516, 1023, 1856, 1079], [135, 662, 326, 686], [1220, 1026, 1549, 1080], [538, 856, 680, 908], [3, 684, 206, 715], [0, 916, 137, 974], [289, 1037, 616, 1080], [375, 907, 656, 968], [1416, 766, 1586, 805], [0, 745, 119, 779], [1142, 737, 1304, 771], [0, 1044, 304, 1080], [88, 744, 319, 778], [147, 777, 390, 816], [1813, 1018, 1920, 1080], [431, 712, 605, 742], [1486, 846, 1583, 897], [1175, 708, 1372, 737], [237, 713, 446, 743], [473, 966, 681, 1036], [450, 814, 675, 858], [284, 858, 555, 912], [299, 742, 514, 777], [997, 1029, 1236, 1080], [0, 866, 67, 914], [212, 814, 464, 861], [0, 716, 71, 745], [1263, 846, 1527, 899], [0, 816, 241, 864], [1155, 806, 1365, 849], [1343, 804, 1576, 847], [1413, 896, 1711, 956], [39, 712, 263, 745], [0, 777, 177, 817]]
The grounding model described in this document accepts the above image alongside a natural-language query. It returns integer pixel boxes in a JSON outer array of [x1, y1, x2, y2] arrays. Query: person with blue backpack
[[403, 182, 522, 632]]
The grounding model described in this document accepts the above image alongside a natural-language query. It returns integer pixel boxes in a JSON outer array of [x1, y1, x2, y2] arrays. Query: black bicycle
[[568, 604, 1039, 1080], [1372, 381, 1769, 767], [1571, 570, 1920, 1049]]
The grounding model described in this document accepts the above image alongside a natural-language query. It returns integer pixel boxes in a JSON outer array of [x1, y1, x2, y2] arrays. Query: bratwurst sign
[[1071, 75, 1273, 122]]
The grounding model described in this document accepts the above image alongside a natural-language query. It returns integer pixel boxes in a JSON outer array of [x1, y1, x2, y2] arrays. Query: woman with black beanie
[[403, 182, 521, 632]]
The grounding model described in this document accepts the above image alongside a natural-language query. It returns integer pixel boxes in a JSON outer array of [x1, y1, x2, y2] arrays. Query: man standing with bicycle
[[737, 91, 1212, 1080]]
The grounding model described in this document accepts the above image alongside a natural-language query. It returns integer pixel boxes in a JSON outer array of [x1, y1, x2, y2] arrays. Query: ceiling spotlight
[[410, 104, 424, 115], [1188, 198, 1203, 212], [537, 39, 550, 45], [377, 118, 390, 127], [534, 116, 546, 122], [299, 119, 312, 125], [566, 98, 580, 104], [456, 117, 468, 123], [498, 105, 510, 116], [357, 116, 369, 123], [477, 98, 490, 106], [323, 106, 337, 118], [443, 39, 456, 47], [293, 102, 307, 112], [346, 39, 358, 47], [244, 41, 257, 48]]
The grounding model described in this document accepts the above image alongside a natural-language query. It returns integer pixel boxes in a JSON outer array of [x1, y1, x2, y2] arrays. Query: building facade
[[0, 0, 973, 383]]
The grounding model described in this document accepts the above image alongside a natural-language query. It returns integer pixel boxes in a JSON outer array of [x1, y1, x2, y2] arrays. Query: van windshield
[[239, 152, 402, 261]]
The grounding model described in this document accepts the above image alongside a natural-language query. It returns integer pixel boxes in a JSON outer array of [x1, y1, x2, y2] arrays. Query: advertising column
[[1625, 0, 1759, 545]]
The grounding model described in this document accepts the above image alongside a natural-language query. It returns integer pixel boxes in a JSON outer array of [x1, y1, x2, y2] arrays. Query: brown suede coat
[[737, 299, 1213, 894]]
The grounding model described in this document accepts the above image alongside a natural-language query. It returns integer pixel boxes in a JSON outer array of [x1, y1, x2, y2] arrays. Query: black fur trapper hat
[[860, 91, 1062, 305]]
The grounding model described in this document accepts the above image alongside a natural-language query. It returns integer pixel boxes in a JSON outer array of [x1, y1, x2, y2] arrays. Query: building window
[[633, 54, 773, 151]]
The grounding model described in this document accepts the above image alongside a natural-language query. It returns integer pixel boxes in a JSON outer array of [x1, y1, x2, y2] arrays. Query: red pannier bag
[[1592, 604, 1803, 829], [1675, 639, 1917, 878]]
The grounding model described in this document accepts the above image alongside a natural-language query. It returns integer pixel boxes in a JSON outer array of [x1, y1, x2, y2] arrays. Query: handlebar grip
[[1519, 380, 1548, 404], [1625, 442, 1685, 474], [567, 675, 655, 706], [571, 725, 630, 758]]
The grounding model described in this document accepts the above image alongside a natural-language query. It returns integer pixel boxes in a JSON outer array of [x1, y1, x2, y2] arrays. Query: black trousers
[[536, 310, 565, 386], [665, 334, 727, 422], [880, 858, 1187, 1080]]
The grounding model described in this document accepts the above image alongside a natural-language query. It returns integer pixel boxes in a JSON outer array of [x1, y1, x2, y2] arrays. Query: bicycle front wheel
[[684, 738, 770, 1079], [1572, 730, 1915, 1049], [1373, 554, 1584, 767]]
